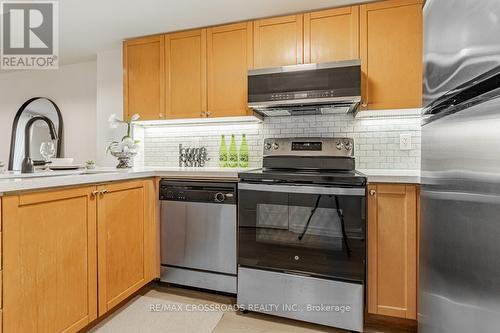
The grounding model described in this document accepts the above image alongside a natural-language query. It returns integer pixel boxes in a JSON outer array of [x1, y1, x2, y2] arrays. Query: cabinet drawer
[[238, 267, 364, 332]]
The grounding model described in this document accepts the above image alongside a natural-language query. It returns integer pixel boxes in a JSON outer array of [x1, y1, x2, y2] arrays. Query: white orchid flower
[[106, 113, 141, 158], [108, 113, 121, 129], [122, 137, 135, 148], [108, 113, 119, 122]]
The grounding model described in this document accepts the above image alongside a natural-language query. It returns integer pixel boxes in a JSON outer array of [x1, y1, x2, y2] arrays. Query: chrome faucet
[[21, 116, 59, 173]]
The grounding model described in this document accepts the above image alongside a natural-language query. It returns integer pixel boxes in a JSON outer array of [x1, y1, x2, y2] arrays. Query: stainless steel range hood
[[248, 60, 361, 117]]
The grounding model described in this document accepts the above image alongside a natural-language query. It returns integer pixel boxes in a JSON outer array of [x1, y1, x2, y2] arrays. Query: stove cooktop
[[239, 168, 367, 187]]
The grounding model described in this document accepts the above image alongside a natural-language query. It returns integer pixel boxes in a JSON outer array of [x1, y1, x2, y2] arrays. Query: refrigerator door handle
[[422, 66, 500, 124]]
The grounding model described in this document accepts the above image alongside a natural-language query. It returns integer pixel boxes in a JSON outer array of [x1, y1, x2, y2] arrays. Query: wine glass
[[40, 141, 56, 167]]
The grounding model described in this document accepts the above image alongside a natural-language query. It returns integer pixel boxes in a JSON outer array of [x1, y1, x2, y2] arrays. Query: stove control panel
[[263, 137, 354, 157]]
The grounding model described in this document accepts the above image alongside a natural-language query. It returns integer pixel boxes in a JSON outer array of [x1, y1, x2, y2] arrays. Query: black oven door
[[238, 182, 366, 283]]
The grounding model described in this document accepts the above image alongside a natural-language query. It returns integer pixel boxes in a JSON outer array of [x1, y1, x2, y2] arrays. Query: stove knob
[[344, 140, 352, 151], [272, 142, 279, 150], [264, 142, 272, 150], [336, 141, 342, 150]]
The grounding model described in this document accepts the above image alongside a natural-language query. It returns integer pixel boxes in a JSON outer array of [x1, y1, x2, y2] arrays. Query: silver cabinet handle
[[369, 189, 376, 196], [100, 189, 108, 195], [91, 190, 99, 197]]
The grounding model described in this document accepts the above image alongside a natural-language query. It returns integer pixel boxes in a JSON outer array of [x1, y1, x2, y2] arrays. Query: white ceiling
[[60, 0, 371, 65]]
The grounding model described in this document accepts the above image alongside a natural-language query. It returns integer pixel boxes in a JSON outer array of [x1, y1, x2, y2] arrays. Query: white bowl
[[50, 157, 74, 165]]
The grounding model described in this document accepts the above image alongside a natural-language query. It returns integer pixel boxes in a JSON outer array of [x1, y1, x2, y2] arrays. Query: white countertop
[[358, 169, 420, 184], [0, 167, 251, 194], [0, 167, 420, 194]]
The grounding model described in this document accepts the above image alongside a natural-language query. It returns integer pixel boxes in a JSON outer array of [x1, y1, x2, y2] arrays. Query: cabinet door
[[97, 179, 157, 316], [368, 184, 417, 319], [253, 15, 303, 68], [360, 0, 423, 110], [304, 6, 359, 63], [123, 35, 165, 120], [207, 22, 253, 117], [165, 29, 207, 119], [3, 187, 97, 333]]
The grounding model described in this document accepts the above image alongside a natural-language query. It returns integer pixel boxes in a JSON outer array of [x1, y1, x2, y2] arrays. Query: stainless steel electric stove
[[237, 137, 367, 332]]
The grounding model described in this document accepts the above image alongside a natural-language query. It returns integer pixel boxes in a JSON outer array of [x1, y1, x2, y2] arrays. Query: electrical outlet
[[400, 133, 412, 150]]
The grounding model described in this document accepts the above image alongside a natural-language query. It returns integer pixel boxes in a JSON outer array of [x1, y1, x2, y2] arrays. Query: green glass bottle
[[239, 134, 249, 168], [228, 134, 238, 168], [218, 135, 228, 167]]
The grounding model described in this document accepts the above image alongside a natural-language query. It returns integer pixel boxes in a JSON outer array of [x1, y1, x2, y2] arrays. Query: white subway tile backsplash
[[135, 113, 421, 170]]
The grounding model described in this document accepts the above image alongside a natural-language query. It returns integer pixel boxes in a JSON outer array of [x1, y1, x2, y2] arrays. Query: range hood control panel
[[270, 90, 337, 101]]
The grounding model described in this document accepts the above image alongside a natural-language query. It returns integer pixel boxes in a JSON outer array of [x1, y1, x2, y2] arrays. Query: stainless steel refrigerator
[[420, 1, 500, 332]]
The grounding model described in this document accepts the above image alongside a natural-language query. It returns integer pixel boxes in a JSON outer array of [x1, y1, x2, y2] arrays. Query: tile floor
[[128, 283, 416, 333]]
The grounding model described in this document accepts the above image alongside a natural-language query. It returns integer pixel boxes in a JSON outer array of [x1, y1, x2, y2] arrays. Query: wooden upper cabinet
[[253, 15, 303, 68], [97, 179, 156, 316], [207, 22, 253, 117], [368, 184, 417, 320], [165, 29, 207, 119], [304, 6, 359, 63], [2, 187, 98, 333], [123, 35, 165, 120], [124, 1, 424, 118], [360, 0, 423, 110]]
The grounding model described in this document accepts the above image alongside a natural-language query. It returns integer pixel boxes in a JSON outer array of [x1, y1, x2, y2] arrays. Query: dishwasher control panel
[[160, 180, 237, 204]]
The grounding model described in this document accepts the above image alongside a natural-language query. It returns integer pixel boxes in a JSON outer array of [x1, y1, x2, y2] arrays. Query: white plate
[[49, 165, 82, 171], [51, 157, 75, 165]]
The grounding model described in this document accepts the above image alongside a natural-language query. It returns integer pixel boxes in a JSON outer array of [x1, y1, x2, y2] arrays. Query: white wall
[[0, 61, 97, 166], [96, 48, 124, 167]]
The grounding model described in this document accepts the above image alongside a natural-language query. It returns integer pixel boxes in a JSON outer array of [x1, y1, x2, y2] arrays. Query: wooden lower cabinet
[[367, 183, 418, 320], [2, 187, 98, 333], [97, 179, 157, 316], [1, 178, 158, 332]]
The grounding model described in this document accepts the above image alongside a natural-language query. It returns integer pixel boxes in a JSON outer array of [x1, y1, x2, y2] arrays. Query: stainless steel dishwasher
[[159, 180, 237, 293]]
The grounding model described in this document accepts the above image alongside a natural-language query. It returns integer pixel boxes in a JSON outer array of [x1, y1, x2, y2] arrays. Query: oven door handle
[[238, 183, 365, 196]]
